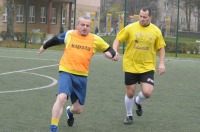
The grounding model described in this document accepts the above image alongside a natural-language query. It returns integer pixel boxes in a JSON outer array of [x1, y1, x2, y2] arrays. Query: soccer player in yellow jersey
[[112, 7, 166, 124], [38, 16, 116, 132]]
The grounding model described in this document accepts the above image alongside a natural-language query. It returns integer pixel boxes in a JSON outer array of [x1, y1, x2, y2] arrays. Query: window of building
[[51, 8, 56, 24], [3, 6, 7, 22], [29, 6, 35, 23], [41, 7, 46, 23], [17, 5, 24, 23], [62, 9, 66, 25]]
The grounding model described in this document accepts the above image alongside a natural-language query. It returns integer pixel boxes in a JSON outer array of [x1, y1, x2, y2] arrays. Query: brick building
[[0, 0, 100, 34]]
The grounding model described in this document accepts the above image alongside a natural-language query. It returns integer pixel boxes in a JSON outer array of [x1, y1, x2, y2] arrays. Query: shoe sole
[[67, 117, 74, 127], [124, 121, 133, 125], [136, 109, 143, 116], [135, 101, 143, 116], [123, 116, 133, 125]]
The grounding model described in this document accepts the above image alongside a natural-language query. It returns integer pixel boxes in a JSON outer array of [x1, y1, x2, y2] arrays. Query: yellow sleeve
[[116, 28, 129, 43], [93, 35, 110, 53]]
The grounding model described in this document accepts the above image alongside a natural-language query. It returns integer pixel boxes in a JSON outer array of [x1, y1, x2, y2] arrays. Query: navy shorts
[[58, 72, 87, 105], [125, 70, 154, 86]]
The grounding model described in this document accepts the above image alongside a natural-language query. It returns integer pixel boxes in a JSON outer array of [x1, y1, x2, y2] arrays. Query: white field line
[[0, 64, 58, 93], [0, 71, 58, 93], [0, 64, 58, 76]]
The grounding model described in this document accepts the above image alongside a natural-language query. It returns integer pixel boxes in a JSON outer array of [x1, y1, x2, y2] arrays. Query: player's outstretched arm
[[103, 46, 116, 60], [38, 32, 66, 54], [38, 45, 46, 54]]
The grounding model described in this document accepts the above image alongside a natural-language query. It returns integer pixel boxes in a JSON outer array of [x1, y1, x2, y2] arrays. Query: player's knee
[[141, 85, 154, 98], [57, 93, 67, 104], [126, 90, 135, 98], [126, 93, 134, 98], [142, 92, 152, 98]]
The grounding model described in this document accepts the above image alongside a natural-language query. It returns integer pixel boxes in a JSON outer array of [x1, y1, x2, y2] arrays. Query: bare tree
[[197, 6, 200, 32], [6, 0, 15, 41], [193, 0, 200, 32], [100, 0, 123, 32], [100, 0, 160, 32], [126, 0, 160, 24], [168, 0, 196, 31], [100, 0, 122, 21]]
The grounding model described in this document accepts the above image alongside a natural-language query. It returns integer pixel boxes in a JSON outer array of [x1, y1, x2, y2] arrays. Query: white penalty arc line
[[0, 72, 58, 94], [0, 64, 58, 94], [0, 64, 58, 76]]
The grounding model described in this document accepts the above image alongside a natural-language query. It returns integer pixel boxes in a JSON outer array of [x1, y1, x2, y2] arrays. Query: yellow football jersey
[[117, 21, 166, 73]]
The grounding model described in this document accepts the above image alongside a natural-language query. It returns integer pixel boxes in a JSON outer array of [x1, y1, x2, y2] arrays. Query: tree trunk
[[6, 0, 14, 41], [198, 8, 200, 32]]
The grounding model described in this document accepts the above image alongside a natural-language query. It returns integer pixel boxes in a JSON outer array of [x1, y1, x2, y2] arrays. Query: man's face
[[139, 10, 152, 26], [77, 18, 91, 36]]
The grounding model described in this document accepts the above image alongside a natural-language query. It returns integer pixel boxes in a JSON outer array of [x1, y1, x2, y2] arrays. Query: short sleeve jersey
[[59, 30, 109, 76], [117, 21, 166, 73]]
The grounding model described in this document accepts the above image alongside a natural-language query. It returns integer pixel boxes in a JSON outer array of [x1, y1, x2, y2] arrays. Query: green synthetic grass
[[0, 47, 200, 132], [164, 37, 199, 42], [1, 40, 200, 59], [165, 52, 200, 59]]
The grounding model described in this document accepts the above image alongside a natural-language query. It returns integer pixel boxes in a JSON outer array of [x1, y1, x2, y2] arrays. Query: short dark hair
[[141, 7, 152, 16]]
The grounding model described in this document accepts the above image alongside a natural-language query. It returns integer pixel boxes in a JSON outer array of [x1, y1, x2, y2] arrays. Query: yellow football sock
[[51, 118, 59, 126]]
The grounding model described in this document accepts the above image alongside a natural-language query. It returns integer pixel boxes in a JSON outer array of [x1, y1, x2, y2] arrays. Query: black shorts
[[125, 71, 154, 86]]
